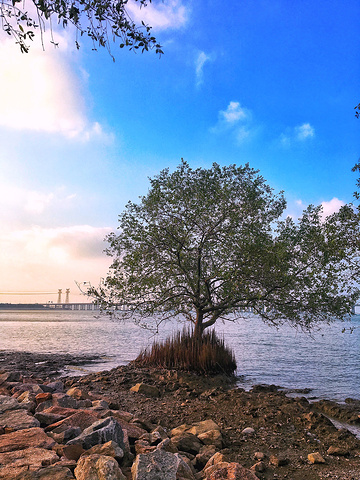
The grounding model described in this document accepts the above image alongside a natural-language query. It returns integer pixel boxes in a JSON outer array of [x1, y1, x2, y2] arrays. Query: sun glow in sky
[[0, 0, 359, 303]]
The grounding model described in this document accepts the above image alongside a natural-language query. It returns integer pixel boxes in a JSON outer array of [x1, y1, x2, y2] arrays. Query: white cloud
[[127, 0, 189, 30], [212, 101, 254, 144], [295, 123, 315, 141], [0, 38, 108, 141], [220, 101, 249, 124], [195, 51, 213, 87], [285, 197, 345, 221], [321, 197, 345, 218], [279, 122, 315, 147]]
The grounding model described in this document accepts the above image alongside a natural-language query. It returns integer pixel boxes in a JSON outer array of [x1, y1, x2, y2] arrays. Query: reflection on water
[[0, 310, 359, 402]]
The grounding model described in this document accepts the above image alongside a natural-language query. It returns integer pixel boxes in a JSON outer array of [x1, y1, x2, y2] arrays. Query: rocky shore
[[0, 352, 359, 479]]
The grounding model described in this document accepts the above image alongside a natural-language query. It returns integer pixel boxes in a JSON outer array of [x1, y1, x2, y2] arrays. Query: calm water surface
[[0, 310, 359, 402]]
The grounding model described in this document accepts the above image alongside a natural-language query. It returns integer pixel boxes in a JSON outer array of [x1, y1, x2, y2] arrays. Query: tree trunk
[[194, 310, 204, 339]]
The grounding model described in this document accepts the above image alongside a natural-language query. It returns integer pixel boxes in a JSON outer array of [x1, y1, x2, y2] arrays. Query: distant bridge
[[0, 302, 132, 311]]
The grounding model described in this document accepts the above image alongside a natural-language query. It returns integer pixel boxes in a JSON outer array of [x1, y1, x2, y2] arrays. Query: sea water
[[0, 310, 358, 402]]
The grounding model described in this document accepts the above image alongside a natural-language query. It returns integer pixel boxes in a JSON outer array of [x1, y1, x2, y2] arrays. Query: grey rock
[[131, 449, 195, 480], [52, 394, 79, 409], [0, 395, 23, 413], [67, 416, 125, 451], [41, 381, 65, 393]]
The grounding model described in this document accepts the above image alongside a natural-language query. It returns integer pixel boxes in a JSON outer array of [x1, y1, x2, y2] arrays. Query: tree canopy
[[0, 0, 163, 56], [94, 161, 360, 336]]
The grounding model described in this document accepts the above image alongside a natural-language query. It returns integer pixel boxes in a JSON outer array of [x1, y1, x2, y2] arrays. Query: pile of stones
[[0, 371, 258, 479]]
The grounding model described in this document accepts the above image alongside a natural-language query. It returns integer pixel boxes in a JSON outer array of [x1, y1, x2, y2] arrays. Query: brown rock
[[91, 399, 109, 410], [206, 462, 258, 480], [187, 420, 221, 436], [41, 406, 79, 418], [0, 465, 74, 479], [45, 411, 100, 434], [81, 440, 124, 461], [0, 427, 55, 453], [203, 452, 227, 471], [250, 461, 266, 473], [308, 452, 326, 464], [150, 426, 168, 444], [130, 383, 160, 398], [170, 423, 189, 437], [61, 444, 85, 461], [198, 429, 223, 449], [66, 387, 89, 401], [74, 454, 126, 480], [269, 455, 288, 467], [135, 439, 157, 455], [114, 411, 133, 422], [35, 412, 69, 427], [327, 445, 349, 456], [36, 392, 53, 405], [113, 417, 147, 442], [156, 438, 178, 453], [254, 452, 265, 460], [171, 432, 203, 454], [0, 446, 59, 469], [194, 445, 217, 469], [0, 408, 40, 430]]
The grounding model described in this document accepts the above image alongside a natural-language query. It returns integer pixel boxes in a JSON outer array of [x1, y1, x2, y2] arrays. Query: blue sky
[[0, 0, 359, 303]]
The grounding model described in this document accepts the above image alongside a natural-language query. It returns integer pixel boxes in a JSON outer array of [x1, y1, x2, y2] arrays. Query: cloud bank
[[0, 224, 112, 303]]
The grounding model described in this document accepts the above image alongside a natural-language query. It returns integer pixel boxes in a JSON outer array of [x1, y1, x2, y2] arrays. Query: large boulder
[[46, 411, 100, 434], [0, 427, 55, 453], [74, 454, 126, 480], [0, 446, 59, 470], [67, 417, 126, 451], [0, 395, 23, 413], [0, 465, 75, 479], [0, 408, 40, 430], [132, 449, 195, 480]]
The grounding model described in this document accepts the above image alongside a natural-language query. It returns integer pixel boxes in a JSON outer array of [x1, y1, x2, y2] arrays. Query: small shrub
[[133, 329, 237, 375]]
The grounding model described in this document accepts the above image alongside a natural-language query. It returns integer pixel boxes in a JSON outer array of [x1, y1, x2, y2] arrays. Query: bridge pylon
[[65, 289, 70, 304], [57, 289, 62, 304]]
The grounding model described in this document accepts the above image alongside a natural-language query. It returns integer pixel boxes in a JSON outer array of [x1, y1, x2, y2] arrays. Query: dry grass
[[133, 329, 237, 375]]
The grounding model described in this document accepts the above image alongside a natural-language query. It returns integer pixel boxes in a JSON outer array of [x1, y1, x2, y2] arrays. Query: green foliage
[[0, 0, 163, 57], [352, 162, 360, 200], [94, 160, 360, 334], [133, 328, 237, 375], [355, 103, 360, 118]]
